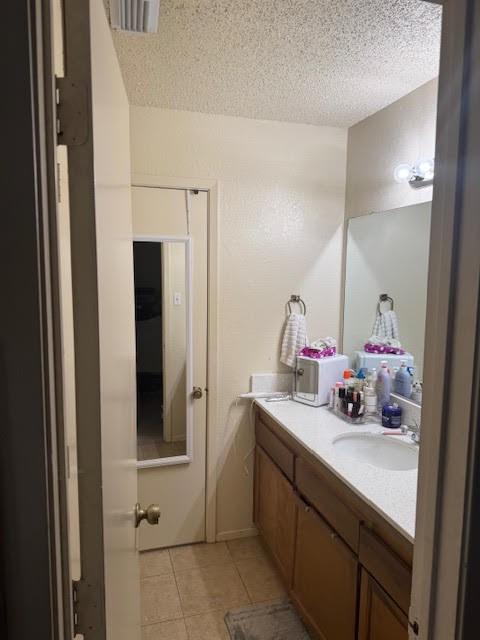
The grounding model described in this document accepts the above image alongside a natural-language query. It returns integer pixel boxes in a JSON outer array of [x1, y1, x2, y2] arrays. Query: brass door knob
[[134, 502, 161, 528], [192, 386, 203, 400]]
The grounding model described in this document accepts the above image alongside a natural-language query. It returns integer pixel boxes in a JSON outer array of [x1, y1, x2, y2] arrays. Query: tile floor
[[140, 537, 286, 639]]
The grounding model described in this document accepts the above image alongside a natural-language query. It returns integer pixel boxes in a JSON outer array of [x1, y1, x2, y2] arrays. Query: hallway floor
[[140, 538, 286, 639]]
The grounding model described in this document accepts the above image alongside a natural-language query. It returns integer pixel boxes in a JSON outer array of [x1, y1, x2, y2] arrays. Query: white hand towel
[[281, 313, 307, 368]]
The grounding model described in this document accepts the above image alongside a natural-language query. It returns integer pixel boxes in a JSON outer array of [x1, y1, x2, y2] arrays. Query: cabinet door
[[292, 500, 358, 640], [358, 569, 408, 640], [255, 446, 296, 586]]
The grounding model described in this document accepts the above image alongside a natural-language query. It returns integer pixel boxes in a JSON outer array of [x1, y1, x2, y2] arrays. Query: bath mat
[[224, 601, 311, 640]]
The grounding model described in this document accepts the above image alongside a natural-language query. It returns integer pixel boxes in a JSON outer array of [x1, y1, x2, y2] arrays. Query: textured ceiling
[[110, 0, 442, 127]]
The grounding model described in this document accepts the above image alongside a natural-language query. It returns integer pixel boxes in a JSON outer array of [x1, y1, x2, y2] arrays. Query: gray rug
[[224, 601, 311, 640]]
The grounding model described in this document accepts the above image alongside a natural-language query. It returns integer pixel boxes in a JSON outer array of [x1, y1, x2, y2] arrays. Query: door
[[132, 185, 208, 549], [254, 446, 297, 586], [292, 498, 358, 640], [57, 0, 141, 637], [358, 570, 408, 640]]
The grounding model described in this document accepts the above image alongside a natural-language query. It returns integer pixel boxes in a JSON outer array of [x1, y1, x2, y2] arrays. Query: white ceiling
[[110, 0, 442, 128]]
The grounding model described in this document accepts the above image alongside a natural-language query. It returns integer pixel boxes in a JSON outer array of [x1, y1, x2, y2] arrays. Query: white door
[[57, 0, 142, 637], [132, 186, 209, 549]]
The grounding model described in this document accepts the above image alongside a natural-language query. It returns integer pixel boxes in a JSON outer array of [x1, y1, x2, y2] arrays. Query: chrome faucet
[[402, 420, 420, 444]]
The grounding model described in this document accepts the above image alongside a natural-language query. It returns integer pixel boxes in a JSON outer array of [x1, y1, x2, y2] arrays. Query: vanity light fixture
[[394, 158, 435, 189]]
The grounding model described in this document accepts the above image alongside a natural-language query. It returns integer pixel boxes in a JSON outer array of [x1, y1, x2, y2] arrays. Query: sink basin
[[332, 433, 418, 471]]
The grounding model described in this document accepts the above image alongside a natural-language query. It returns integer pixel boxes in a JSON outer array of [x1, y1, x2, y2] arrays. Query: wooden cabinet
[[292, 500, 358, 640], [254, 445, 296, 586], [358, 570, 409, 640], [254, 407, 413, 640]]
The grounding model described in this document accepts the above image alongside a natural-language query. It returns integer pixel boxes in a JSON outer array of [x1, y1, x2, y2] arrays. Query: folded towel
[[281, 313, 307, 368], [364, 340, 405, 355], [310, 336, 337, 350]]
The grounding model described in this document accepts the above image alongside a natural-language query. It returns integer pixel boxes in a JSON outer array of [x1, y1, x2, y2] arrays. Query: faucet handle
[[401, 420, 421, 444]]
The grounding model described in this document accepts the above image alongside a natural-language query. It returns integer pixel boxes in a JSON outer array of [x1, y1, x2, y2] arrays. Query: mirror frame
[[134, 235, 193, 468]]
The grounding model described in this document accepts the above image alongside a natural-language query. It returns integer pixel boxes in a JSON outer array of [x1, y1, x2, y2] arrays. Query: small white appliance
[[293, 354, 349, 407]]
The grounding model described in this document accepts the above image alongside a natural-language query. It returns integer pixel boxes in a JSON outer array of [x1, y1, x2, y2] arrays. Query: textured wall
[[345, 79, 438, 218], [130, 107, 347, 538]]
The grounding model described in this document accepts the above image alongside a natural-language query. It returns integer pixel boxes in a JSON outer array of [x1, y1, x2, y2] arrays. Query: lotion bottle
[[376, 361, 391, 410], [394, 360, 412, 398]]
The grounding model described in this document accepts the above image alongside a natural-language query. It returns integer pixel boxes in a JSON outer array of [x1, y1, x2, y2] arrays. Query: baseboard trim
[[216, 527, 259, 542]]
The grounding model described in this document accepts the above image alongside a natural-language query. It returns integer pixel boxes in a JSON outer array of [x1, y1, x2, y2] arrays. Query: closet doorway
[[132, 182, 211, 550]]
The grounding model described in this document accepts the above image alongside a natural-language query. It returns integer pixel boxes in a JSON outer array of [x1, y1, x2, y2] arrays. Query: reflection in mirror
[[343, 202, 431, 404], [133, 239, 189, 462]]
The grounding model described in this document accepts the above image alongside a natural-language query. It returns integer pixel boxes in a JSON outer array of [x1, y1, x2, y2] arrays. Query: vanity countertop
[[255, 399, 417, 543]]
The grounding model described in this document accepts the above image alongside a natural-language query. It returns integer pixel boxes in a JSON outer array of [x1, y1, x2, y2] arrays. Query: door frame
[[1, 0, 70, 638], [409, 0, 480, 638], [132, 174, 219, 543]]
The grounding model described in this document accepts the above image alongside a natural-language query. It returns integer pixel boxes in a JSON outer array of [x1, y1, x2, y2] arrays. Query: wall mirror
[[133, 236, 192, 466], [342, 202, 431, 406]]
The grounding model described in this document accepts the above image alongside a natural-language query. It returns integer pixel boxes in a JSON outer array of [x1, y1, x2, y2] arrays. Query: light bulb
[[394, 164, 413, 183], [416, 158, 434, 181]]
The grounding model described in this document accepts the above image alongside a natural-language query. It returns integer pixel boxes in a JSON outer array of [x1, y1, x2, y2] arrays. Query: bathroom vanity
[[254, 400, 416, 640]]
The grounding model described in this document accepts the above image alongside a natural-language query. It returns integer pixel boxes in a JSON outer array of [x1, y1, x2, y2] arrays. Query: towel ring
[[287, 294, 307, 316], [377, 293, 394, 313]]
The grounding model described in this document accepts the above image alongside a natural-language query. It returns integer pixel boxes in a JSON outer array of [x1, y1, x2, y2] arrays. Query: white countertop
[[256, 399, 417, 543]]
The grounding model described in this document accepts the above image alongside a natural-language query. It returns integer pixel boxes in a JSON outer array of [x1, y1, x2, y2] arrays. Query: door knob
[[192, 386, 203, 400], [134, 502, 161, 528]]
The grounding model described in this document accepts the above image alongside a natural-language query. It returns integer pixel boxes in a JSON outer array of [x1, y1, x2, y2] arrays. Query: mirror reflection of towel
[[372, 310, 400, 342], [281, 313, 307, 368]]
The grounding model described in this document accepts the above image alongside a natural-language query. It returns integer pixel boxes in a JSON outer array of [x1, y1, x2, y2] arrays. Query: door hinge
[[72, 579, 81, 637], [56, 76, 88, 147], [72, 577, 102, 637]]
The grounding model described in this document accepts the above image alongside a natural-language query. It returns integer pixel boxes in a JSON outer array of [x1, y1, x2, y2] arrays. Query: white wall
[[343, 203, 431, 378], [345, 79, 438, 218], [130, 107, 347, 539]]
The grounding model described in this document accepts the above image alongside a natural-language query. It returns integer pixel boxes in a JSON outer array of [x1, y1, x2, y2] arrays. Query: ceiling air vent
[[109, 0, 160, 33]]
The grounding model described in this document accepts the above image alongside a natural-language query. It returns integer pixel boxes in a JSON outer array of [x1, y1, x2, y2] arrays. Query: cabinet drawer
[[296, 457, 359, 551], [255, 417, 294, 482], [359, 525, 412, 615]]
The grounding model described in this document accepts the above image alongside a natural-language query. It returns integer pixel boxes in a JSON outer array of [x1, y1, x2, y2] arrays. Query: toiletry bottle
[[367, 368, 377, 387], [411, 381, 423, 404], [376, 361, 392, 410], [334, 382, 344, 412], [382, 402, 402, 429], [394, 360, 413, 398], [364, 384, 377, 416], [328, 385, 335, 410]]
